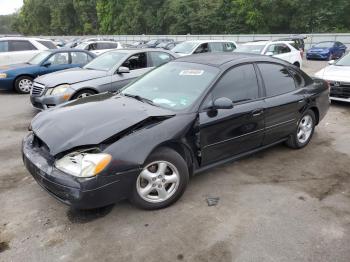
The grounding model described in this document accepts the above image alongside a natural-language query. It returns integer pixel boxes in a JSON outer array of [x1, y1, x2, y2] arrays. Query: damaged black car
[[22, 53, 330, 210]]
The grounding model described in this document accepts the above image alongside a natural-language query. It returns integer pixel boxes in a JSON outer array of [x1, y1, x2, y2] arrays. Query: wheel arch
[[149, 141, 196, 176], [13, 74, 35, 88], [70, 87, 98, 100], [309, 106, 320, 125]]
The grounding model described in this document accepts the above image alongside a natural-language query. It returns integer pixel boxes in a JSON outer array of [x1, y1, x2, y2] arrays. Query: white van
[[171, 40, 238, 56], [0, 37, 57, 66]]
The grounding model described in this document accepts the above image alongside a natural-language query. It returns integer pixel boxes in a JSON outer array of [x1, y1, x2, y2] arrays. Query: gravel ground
[[0, 59, 350, 262]]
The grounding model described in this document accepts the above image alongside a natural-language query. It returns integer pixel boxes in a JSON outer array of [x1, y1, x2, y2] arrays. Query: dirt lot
[[1, 60, 349, 262]]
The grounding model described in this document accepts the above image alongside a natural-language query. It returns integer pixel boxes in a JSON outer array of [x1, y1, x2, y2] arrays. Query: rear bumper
[[22, 133, 138, 209], [306, 53, 329, 60]]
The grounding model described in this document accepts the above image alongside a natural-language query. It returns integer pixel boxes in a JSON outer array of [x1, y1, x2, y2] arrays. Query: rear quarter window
[[38, 40, 57, 49]]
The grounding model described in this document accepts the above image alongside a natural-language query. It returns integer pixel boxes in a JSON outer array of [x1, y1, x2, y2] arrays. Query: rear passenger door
[[257, 63, 306, 145], [110, 52, 150, 91], [199, 63, 265, 165]]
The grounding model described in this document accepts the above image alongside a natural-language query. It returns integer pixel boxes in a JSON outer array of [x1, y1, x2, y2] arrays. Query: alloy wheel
[[297, 115, 313, 144], [136, 161, 180, 203]]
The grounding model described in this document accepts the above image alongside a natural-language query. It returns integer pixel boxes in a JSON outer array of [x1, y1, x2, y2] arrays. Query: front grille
[[330, 81, 350, 98], [31, 82, 46, 97]]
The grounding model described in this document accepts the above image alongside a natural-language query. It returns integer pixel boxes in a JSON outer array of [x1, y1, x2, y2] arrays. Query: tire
[[72, 89, 96, 100], [293, 62, 300, 68], [286, 110, 316, 149], [130, 147, 189, 210], [14, 76, 33, 94]]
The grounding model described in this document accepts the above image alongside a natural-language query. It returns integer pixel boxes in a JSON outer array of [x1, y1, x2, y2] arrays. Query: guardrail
[[34, 33, 350, 49]]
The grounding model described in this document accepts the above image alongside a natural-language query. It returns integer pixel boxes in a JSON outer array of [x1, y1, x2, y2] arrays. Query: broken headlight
[[55, 150, 111, 178]]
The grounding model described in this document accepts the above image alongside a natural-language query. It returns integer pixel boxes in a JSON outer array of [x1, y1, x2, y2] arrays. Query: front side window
[[9, 40, 37, 51], [0, 41, 9, 52], [71, 52, 90, 64], [258, 63, 296, 97], [122, 52, 147, 70], [194, 43, 209, 54], [121, 62, 219, 111], [212, 64, 259, 103], [47, 52, 69, 65], [149, 52, 173, 67]]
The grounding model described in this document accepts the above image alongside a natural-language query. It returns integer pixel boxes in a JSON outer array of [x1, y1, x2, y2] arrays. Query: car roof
[[174, 52, 280, 68], [0, 37, 53, 42], [184, 40, 236, 43]]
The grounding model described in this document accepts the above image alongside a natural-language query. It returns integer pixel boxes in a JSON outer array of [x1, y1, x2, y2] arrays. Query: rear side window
[[213, 64, 259, 103], [71, 52, 91, 64], [258, 63, 296, 97], [0, 41, 9, 52], [38, 40, 57, 49], [9, 40, 37, 51], [149, 52, 173, 67], [208, 42, 224, 52], [266, 44, 290, 55], [223, 42, 236, 52]]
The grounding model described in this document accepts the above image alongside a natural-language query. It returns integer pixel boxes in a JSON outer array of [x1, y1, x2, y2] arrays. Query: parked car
[[141, 39, 174, 48], [277, 35, 307, 56], [0, 37, 57, 66], [0, 49, 95, 94], [315, 53, 350, 102], [30, 49, 177, 109], [156, 41, 182, 50], [75, 41, 123, 55], [23, 53, 329, 210], [306, 41, 347, 61], [172, 40, 237, 56], [131, 40, 148, 48], [235, 41, 303, 67]]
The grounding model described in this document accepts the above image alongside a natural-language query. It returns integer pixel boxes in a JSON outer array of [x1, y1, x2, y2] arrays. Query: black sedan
[[22, 53, 330, 210]]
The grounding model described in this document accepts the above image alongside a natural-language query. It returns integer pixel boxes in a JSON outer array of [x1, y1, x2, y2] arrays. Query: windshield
[[83, 51, 127, 71], [335, 54, 350, 66], [171, 42, 198, 54], [147, 40, 157, 45], [28, 51, 51, 65], [314, 42, 334, 48], [121, 62, 219, 111], [76, 43, 88, 49], [234, 44, 265, 54]]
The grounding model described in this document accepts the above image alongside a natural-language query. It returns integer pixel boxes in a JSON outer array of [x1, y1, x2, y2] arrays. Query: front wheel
[[130, 148, 189, 210], [72, 89, 96, 100], [14, 76, 33, 94], [286, 110, 316, 149]]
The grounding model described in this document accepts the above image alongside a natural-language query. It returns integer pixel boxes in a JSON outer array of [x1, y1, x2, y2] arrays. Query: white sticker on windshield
[[179, 70, 204, 76]]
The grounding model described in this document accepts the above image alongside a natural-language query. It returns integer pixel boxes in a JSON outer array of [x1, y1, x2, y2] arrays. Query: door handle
[[251, 108, 264, 117]]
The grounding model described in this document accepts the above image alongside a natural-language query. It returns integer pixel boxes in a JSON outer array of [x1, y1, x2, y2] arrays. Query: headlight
[[0, 73, 7, 79], [55, 150, 112, 178], [50, 84, 70, 95]]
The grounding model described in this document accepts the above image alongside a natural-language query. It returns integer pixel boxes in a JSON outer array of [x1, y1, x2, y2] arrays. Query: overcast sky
[[0, 0, 23, 15]]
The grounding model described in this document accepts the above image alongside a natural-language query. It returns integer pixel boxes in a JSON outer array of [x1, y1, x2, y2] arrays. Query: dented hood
[[31, 93, 174, 155]]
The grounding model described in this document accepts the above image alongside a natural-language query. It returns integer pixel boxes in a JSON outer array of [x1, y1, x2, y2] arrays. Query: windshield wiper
[[122, 93, 159, 107]]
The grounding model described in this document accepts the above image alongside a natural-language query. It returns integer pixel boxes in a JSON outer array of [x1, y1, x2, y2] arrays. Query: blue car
[[306, 41, 347, 61], [0, 49, 96, 93]]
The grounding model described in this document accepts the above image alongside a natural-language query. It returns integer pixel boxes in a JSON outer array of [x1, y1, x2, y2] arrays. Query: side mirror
[[265, 51, 274, 56], [117, 66, 130, 74], [213, 97, 233, 110], [42, 61, 51, 67], [328, 60, 335, 65]]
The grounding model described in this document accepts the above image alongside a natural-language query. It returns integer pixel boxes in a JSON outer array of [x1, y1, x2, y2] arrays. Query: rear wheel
[[286, 110, 316, 149], [130, 148, 189, 210], [14, 76, 33, 94], [293, 62, 300, 68], [72, 89, 96, 100]]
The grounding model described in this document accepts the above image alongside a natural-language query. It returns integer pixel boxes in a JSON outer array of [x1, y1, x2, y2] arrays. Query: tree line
[[3, 0, 350, 35]]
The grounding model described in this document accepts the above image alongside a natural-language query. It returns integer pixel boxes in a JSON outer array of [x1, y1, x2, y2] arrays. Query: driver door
[[199, 63, 265, 165], [38, 52, 70, 76], [110, 52, 150, 92]]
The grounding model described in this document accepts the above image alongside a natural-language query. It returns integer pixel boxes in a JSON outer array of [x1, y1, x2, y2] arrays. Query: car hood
[[315, 65, 350, 82], [0, 63, 35, 72], [31, 93, 175, 155], [35, 68, 108, 87]]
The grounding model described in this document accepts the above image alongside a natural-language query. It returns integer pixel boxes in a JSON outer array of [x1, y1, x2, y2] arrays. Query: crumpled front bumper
[[22, 133, 138, 209]]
